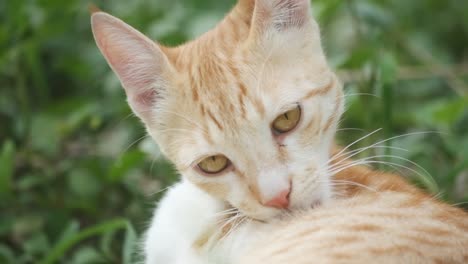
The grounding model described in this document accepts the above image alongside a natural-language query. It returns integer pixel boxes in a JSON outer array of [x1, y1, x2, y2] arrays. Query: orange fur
[[91, 0, 468, 263], [238, 147, 468, 263]]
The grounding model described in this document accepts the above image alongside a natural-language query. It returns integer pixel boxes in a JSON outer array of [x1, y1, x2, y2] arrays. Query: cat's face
[[92, 0, 344, 221]]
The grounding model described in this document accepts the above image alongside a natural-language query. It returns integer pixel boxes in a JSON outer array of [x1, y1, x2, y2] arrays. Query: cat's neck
[[329, 143, 423, 199]]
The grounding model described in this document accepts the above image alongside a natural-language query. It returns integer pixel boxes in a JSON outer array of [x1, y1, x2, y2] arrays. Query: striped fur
[[91, 0, 468, 263], [239, 164, 468, 264]]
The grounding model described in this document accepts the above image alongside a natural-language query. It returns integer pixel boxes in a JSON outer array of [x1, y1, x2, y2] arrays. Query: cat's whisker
[[331, 130, 425, 162], [324, 145, 409, 170], [329, 160, 434, 189], [216, 207, 239, 213], [116, 112, 139, 124], [329, 145, 409, 164], [216, 212, 246, 240], [341, 92, 380, 99], [149, 157, 158, 176], [209, 208, 239, 219], [118, 134, 150, 157], [328, 179, 378, 193], [431, 191, 445, 200], [223, 215, 248, 241], [158, 109, 209, 135], [211, 208, 239, 216], [330, 131, 440, 164], [148, 184, 176, 197], [294, 145, 407, 170], [451, 201, 468, 207], [336, 127, 366, 132], [329, 154, 436, 187], [330, 128, 383, 161], [164, 137, 197, 149], [217, 212, 241, 228], [328, 156, 405, 173], [329, 153, 408, 171], [158, 128, 204, 134]]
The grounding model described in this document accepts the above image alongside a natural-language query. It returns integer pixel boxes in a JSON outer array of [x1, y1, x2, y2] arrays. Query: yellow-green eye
[[272, 105, 301, 134], [197, 155, 229, 174]]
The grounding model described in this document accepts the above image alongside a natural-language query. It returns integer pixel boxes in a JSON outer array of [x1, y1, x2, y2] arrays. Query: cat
[[90, 0, 468, 263]]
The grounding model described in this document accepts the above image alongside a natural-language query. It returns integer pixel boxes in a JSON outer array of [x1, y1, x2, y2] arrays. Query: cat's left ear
[[91, 12, 173, 121]]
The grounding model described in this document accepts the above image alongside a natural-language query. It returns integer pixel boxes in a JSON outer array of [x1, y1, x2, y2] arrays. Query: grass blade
[[39, 219, 130, 264]]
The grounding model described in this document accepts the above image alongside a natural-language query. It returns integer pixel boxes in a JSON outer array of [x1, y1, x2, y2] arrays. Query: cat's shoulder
[[146, 179, 223, 236]]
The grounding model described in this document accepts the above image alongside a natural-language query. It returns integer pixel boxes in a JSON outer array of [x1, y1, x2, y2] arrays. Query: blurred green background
[[1, 0, 467, 263]]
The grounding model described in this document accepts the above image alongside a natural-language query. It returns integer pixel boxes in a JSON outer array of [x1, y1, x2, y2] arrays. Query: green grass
[[0, 0, 467, 262]]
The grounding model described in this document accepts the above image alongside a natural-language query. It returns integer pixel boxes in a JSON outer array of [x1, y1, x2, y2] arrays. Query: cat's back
[[239, 191, 468, 264]]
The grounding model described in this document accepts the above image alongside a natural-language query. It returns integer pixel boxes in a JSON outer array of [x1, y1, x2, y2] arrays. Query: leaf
[[70, 247, 104, 264], [0, 244, 15, 264], [123, 222, 138, 264], [23, 233, 50, 256], [29, 114, 60, 156], [378, 51, 398, 85], [432, 98, 467, 125], [108, 150, 146, 182], [0, 140, 15, 197], [67, 168, 101, 198], [55, 221, 80, 247], [39, 219, 130, 264], [0, 216, 14, 236], [99, 229, 117, 259]]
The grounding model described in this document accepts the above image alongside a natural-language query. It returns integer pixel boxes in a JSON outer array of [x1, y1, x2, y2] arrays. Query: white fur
[[143, 180, 270, 264], [257, 166, 290, 203], [144, 180, 223, 264]]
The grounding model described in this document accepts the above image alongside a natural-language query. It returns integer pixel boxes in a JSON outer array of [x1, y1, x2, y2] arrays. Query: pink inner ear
[[99, 35, 156, 89], [91, 12, 169, 120], [253, 0, 310, 33], [272, 0, 310, 30], [131, 89, 158, 111]]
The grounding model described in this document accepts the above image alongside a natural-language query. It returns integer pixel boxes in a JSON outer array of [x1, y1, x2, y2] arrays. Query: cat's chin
[[310, 199, 323, 209], [231, 198, 324, 223], [241, 208, 284, 222]]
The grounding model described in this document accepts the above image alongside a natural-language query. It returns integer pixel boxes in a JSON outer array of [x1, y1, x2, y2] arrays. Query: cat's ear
[[91, 12, 172, 120], [248, 0, 315, 41]]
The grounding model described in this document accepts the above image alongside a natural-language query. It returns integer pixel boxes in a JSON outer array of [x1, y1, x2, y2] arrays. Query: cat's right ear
[[91, 12, 172, 120]]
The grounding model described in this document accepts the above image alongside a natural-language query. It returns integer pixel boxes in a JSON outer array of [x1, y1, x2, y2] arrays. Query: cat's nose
[[264, 189, 290, 209]]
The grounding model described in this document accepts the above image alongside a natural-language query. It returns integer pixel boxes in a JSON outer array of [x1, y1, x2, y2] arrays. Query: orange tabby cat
[[91, 0, 468, 263]]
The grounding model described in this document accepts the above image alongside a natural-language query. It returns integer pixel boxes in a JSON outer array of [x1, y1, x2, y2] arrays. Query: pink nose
[[264, 189, 290, 209]]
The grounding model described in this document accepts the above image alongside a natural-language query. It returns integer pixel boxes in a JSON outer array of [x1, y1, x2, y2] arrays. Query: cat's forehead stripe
[[321, 89, 343, 134], [303, 76, 335, 101], [207, 109, 224, 131], [238, 92, 247, 119], [192, 85, 199, 102], [253, 97, 266, 117]]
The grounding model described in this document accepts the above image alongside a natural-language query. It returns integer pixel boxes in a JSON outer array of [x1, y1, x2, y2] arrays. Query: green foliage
[[0, 0, 467, 262]]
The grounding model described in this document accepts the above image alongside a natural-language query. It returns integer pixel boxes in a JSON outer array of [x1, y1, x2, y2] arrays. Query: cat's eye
[[197, 155, 230, 174], [272, 105, 301, 134]]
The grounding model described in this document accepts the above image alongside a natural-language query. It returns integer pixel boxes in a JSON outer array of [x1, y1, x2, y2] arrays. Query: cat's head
[[92, 0, 344, 221]]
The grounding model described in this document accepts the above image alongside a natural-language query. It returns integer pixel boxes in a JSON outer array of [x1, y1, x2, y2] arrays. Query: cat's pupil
[[272, 105, 301, 134]]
